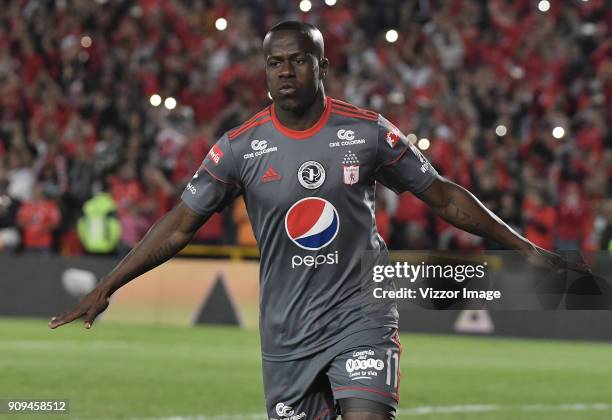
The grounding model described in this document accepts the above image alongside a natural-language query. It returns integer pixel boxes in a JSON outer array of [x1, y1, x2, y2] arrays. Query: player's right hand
[[48, 285, 111, 330]]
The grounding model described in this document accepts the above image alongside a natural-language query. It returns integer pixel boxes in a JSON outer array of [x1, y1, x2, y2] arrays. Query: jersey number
[[385, 349, 399, 388]]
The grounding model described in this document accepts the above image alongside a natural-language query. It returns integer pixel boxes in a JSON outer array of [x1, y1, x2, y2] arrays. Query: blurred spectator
[[556, 183, 592, 250], [17, 184, 61, 254], [0, 194, 20, 253], [523, 190, 557, 251], [141, 164, 174, 225], [77, 190, 122, 255], [109, 162, 148, 254]]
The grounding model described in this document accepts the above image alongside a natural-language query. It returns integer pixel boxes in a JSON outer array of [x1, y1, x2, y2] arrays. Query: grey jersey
[[182, 97, 438, 361]]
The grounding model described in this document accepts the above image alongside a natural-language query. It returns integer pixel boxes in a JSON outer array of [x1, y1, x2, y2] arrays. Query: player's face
[[264, 31, 325, 112]]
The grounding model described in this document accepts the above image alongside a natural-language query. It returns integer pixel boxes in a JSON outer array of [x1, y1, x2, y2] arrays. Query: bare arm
[[49, 202, 207, 329], [417, 176, 590, 273], [417, 177, 529, 251]]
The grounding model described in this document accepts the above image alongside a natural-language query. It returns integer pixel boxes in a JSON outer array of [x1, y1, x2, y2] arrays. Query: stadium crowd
[[0, 0, 610, 256]]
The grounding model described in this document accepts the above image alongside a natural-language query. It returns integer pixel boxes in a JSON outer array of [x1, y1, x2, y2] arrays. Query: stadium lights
[[417, 138, 430, 150], [385, 29, 399, 43], [406, 133, 418, 144], [215, 18, 228, 31], [495, 124, 507, 137], [325, 0, 337, 5], [552, 126, 565, 139], [164, 97, 177, 110], [538, 0, 550, 12], [299, 0, 312, 12], [80, 36, 92, 48], [149, 94, 162, 107]]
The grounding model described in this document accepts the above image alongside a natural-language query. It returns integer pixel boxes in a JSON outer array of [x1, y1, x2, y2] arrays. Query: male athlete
[[49, 21, 589, 420]]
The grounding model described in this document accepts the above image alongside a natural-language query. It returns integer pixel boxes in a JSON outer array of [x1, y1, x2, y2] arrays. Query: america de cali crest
[[342, 151, 360, 185]]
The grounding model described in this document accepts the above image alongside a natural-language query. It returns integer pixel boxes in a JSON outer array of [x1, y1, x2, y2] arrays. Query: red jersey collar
[[271, 96, 331, 140]]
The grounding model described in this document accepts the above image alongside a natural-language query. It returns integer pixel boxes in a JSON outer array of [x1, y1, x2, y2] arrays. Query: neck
[[273, 91, 327, 131]]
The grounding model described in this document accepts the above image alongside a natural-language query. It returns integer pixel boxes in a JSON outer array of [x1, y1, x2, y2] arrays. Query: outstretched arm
[[416, 176, 590, 274], [49, 202, 207, 329]]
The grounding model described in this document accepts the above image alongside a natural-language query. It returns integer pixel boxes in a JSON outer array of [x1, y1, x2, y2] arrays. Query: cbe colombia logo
[[251, 139, 268, 151], [337, 129, 355, 141]]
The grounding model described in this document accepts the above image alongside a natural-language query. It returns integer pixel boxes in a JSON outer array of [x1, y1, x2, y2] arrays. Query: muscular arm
[[417, 176, 531, 251], [416, 176, 590, 273], [49, 202, 207, 328], [100, 202, 207, 295]]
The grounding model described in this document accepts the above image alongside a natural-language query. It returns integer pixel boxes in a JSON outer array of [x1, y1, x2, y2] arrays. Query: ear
[[319, 57, 329, 80]]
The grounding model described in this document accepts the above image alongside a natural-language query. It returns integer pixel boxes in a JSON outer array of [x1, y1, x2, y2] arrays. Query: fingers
[[565, 259, 592, 275], [83, 299, 109, 329], [532, 246, 592, 275], [83, 309, 99, 329], [48, 309, 85, 329]]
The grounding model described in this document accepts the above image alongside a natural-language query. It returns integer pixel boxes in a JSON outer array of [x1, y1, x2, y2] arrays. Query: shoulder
[[227, 106, 272, 141], [329, 98, 379, 123]]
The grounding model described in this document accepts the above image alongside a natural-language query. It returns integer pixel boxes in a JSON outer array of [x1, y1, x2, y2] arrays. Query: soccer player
[[49, 21, 590, 420]]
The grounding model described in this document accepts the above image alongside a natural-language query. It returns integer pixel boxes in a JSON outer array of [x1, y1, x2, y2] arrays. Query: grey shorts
[[263, 327, 402, 420]]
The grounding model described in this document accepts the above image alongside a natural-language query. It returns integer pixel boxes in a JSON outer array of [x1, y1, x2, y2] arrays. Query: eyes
[[268, 56, 307, 68]]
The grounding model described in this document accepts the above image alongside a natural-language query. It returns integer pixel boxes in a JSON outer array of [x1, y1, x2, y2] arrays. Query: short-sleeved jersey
[[182, 97, 438, 361]]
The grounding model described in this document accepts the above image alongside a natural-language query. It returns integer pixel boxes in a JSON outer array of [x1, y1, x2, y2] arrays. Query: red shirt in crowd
[[523, 198, 556, 250], [17, 199, 61, 249]]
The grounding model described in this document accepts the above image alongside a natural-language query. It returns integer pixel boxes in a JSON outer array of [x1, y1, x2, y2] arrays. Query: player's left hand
[[522, 244, 592, 275]]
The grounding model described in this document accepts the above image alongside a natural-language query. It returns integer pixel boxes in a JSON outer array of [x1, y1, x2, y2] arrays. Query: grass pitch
[[1, 318, 612, 419]]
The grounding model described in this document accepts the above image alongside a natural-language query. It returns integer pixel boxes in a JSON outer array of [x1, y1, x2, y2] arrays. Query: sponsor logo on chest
[[329, 128, 366, 148], [243, 139, 278, 160]]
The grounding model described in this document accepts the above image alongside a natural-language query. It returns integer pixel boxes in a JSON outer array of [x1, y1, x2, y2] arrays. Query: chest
[[237, 125, 377, 210]]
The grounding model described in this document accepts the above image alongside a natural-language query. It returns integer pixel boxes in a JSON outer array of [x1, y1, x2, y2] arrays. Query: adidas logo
[[261, 166, 281, 183]]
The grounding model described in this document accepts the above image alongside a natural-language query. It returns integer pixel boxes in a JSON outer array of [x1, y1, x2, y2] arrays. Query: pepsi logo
[[285, 198, 339, 250]]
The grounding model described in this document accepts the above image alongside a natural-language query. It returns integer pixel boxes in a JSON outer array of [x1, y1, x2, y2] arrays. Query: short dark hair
[[264, 20, 324, 59]]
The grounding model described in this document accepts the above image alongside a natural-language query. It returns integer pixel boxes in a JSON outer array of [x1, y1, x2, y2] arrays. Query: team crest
[[342, 151, 360, 186], [298, 161, 326, 189]]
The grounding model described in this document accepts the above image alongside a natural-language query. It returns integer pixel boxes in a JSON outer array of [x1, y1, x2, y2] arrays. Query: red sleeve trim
[[228, 116, 272, 140], [271, 96, 332, 139], [202, 164, 241, 189], [228, 109, 271, 140], [331, 98, 379, 119], [331, 107, 379, 121]]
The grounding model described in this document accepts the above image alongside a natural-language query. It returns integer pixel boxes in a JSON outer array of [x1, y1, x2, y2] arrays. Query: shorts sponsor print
[[264, 328, 401, 420]]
